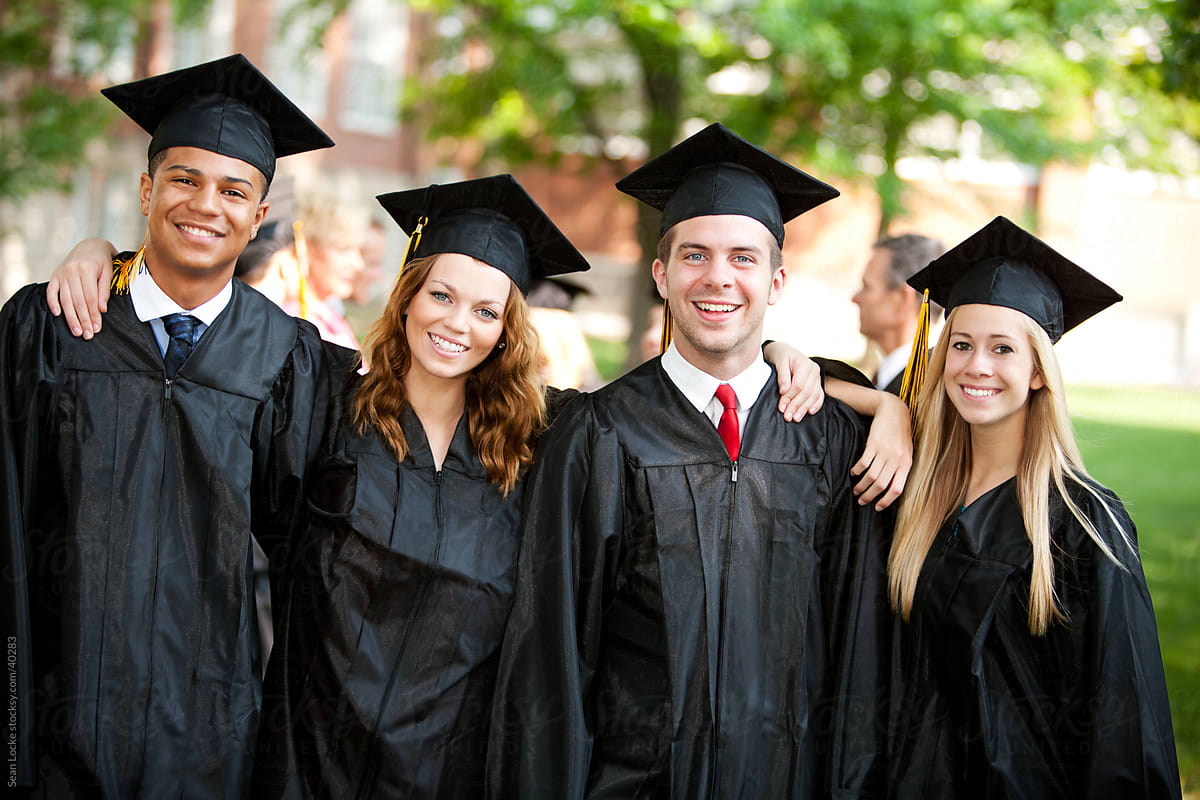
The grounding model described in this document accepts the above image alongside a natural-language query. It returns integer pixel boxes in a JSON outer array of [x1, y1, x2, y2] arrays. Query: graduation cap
[[102, 53, 333, 184], [615, 122, 840, 246], [907, 216, 1121, 344], [376, 174, 590, 294]]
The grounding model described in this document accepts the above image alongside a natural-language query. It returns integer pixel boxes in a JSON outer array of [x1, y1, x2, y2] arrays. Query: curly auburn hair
[[352, 254, 546, 495]]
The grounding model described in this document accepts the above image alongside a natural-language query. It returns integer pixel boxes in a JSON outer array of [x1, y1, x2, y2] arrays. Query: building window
[[339, 0, 408, 135], [266, 3, 330, 121], [173, 0, 236, 68]]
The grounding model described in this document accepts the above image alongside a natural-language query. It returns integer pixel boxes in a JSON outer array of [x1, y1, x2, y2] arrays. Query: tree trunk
[[619, 16, 682, 371]]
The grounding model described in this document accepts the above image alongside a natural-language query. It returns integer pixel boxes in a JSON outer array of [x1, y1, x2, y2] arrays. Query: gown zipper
[[356, 468, 446, 798], [710, 457, 739, 793]]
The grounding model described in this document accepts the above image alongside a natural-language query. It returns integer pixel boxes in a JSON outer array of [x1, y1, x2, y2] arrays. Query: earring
[[497, 340, 507, 350]]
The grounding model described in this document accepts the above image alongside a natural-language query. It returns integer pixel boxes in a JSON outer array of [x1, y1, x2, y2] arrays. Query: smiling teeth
[[430, 333, 466, 352], [179, 224, 218, 237], [696, 302, 737, 312], [963, 387, 998, 398]]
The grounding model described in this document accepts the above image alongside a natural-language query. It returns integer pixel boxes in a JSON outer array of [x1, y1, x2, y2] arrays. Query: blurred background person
[[852, 233, 944, 394], [527, 276, 602, 390], [351, 217, 389, 307], [235, 223, 293, 308], [293, 186, 368, 349], [640, 291, 667, 363]]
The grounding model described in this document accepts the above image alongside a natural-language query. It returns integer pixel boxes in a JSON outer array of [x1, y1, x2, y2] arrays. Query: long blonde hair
[[889, 308, 1134, 635], [352, 255, 546, 494]]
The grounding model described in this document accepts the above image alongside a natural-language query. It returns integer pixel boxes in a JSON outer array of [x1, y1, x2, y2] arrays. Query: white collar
[[129, 261, 232, 325], [876, 344, 910, 389], [660, 340, 771, 415]]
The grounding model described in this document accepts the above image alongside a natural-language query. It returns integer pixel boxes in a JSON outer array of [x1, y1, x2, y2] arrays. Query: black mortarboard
[[615, 123, 839, 246], [376, 174, 590, 293], [907, 216, 1121, 343], [102, 53, 333, 184]]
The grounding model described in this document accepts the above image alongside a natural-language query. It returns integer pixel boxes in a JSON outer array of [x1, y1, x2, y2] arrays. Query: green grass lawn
[[1070, 385, 1200, 795]]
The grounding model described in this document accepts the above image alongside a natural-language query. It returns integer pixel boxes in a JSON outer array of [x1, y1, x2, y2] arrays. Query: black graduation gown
[[488, 358, 890, 799], [888, 478, 1181, 799], [253, 374, 529, 799], [0, 280, 327, 798]]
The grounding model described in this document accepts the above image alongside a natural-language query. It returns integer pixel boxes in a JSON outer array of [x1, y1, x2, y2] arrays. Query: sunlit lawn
[[1070, 384, 1200, 796]]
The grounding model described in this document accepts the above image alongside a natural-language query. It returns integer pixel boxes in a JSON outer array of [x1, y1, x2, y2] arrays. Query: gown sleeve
[[1072, 493, 1181, 799], [487, 392, 620, 799], [815, 405, 891, 797], [248, 329, 342, 571], [0, 286, 60, 789], [812, 357, 873, 389]]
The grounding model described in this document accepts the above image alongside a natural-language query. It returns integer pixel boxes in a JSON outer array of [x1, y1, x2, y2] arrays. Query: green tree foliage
[[0, 0, 209, 205], [366, 0, 1193, 361], [387, 0, 1191, 220], [1157, 0, 1200, 99], [290, 0, 1193, 360]]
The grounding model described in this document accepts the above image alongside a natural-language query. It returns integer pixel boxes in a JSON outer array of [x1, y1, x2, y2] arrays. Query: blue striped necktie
[[162, 313, 199, 378]]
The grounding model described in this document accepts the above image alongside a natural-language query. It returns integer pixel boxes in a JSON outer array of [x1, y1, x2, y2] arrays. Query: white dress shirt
[[659, 341, 772, 437], [875, 345, 909, 391], [129, 263, 232, 356]]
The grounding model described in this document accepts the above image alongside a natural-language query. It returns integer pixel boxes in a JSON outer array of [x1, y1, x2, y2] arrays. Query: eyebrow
[[430, 278, 505, 308], [950, 330, 1017, 340], [163, 164, 255, 189], [676, 241, 764, 256]]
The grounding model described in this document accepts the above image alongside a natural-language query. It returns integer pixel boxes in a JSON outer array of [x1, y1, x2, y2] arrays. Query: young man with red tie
[[490, 123, 891, 799]]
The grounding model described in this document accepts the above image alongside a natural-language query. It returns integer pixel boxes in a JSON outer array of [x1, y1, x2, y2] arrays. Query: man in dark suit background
[[852, 233, 944, 394]]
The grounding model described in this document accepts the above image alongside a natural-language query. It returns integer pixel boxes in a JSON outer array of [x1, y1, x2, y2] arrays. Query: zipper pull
[[164, 378, 173, 399], [731, 460, 738, 482]]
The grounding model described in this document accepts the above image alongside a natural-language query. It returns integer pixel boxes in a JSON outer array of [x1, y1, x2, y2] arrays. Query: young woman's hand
[[45, 238, 117, 339], [850, 392, 912, 511], [764, 341, 825, 421]]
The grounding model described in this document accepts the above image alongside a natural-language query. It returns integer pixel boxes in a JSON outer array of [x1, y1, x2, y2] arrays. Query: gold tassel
[[293, 220, 311, 319], [110, 231, 148, 295], [658, 299, 672, 354], [898, 288, 930, 438], [399, 215, 427, 275]]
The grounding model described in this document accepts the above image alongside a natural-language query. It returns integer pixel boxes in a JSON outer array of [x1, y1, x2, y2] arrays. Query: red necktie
[[715, 383, 739, 461]]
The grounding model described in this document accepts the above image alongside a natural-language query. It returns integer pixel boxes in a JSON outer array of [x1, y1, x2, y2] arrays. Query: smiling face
[[404, 252, 513, 387], [139, 146, 268, 287], [942, 303, 1045, 436], [652, 214, 785, 379]]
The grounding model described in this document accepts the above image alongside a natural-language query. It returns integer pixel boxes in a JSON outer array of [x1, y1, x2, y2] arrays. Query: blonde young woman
[[887, 217, 1180, 799]]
